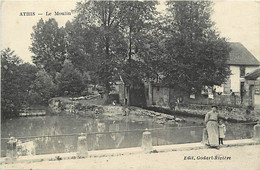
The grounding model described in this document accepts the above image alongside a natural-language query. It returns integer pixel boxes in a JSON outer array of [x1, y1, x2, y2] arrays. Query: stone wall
[[48, 98, 104, 117], [151, 86, 170, 107], [176, 104, 258, 122]]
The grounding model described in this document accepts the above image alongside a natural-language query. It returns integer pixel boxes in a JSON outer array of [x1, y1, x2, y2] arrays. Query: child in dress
[[218, 119, 226, 145]]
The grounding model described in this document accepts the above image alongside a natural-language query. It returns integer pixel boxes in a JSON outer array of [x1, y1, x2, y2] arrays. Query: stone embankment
[[127, 107, 184, 123], [48, 98, 184, 123], [147, 104, 259, 123], [49, 97, 258, 123], [48, 97, 104, 117]]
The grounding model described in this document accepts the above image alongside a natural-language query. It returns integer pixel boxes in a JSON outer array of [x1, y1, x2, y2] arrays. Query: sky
[[1, 1, 260, 63]]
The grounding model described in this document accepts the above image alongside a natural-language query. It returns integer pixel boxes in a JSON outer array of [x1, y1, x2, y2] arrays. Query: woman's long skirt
[[206, 121, 219, 147]]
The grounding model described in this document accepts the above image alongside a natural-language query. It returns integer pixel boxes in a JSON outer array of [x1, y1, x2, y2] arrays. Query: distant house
[[144, 82, 170, 108], [217, 42, 260, 96], [110, 79, 128, 105], [244, 68, 260, 109], [112, 75, 146, 107]]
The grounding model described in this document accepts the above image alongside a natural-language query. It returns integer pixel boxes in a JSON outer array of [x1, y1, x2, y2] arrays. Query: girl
[[218, 119, 226, 145]]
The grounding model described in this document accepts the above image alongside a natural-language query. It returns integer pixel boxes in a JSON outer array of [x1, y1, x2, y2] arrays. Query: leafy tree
[[118, 1, 158, 60], [34, 69, 57, 103], [55, 59, 85, 96], [64, 21, 98, 74], [17, 63, 38, 104], [117, 1, 160, 85], [1, 48, 37, 119], [73, 1, 160, 85], [73, 1, 127, 101], [1, 48, 23, 118], [30, 18, 67, 77], [161, 1, 231, 94]]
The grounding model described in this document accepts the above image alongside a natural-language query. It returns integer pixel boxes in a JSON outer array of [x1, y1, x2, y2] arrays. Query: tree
[[34, 69, 57, 103], [30, 18, 67, 77], [117, 1, 160, 85], [118, 1, 158, 60], [73, 1, 161, 84], [64, 21, 98, 74], [161, 1, 231, 94], [73, 1, 128, 101], [17, 63, 38, 105], [55, 59, 85, 96], [1, 48, 23, 118], [1, 48, 37, 119]]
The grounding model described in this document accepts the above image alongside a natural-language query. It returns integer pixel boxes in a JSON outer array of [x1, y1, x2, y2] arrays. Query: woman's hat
[[211, 105, 218, 109]]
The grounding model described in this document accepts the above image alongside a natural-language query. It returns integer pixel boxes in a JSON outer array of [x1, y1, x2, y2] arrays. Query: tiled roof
[[245, 68, 260, 80], [227, 42, 260, 66]]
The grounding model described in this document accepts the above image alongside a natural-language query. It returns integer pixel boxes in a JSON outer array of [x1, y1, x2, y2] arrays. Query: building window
[[240, 66, 245, 77]]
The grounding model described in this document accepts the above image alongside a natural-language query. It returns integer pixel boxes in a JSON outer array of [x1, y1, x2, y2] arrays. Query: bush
[[34, 70, 57, 103], [27, 91, 43, 105], [56, 60, 85, 96]]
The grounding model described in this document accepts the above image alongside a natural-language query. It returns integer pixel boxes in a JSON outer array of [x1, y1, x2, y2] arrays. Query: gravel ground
[[2, 145, 260, 170]]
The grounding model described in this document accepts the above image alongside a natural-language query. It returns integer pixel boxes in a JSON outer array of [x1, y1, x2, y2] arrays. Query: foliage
[[3, 1, 232, 111], [73, 0, 127, 96], [117, 1, 160, 85], [17, 63, 38, 104], [64, 21, 98, 75], [30, 18, 67, 77], [118, 1, 158, 59], [34, 69, 57, 103], [55, 59, 85, 96], [1, 48, 37, 119], [160, 1, 231, 94], [1, 48, 22, 118], [72, 1, 161, 89]]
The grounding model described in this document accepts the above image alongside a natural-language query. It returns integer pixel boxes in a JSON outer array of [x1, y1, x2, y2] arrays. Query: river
[[1, 109, 254, 157]]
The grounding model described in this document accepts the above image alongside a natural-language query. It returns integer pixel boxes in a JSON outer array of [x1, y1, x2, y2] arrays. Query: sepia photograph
[[1, 0, 260, 169]]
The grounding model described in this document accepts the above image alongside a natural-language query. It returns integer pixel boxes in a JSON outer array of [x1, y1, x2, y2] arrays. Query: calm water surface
[[1, 110, 254, 156]]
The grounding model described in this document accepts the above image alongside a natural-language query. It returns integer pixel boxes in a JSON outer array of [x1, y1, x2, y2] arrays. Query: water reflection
[[1, 113, 254, 157]]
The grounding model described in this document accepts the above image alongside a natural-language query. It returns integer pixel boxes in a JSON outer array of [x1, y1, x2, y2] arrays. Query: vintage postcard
[[1, 0, 260, 169]]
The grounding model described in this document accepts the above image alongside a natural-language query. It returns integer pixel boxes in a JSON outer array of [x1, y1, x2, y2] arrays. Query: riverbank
[[2, 142, 260, 170], [146, 105, 259, 123], [48, 97, 182, 123], [48, 97, 258, 123]]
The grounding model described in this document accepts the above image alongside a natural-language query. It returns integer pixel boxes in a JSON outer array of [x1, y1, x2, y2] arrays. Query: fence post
[[5, 137, 17, 164], [141, 129, 153, 152], [77, 133, 88, 158], [253, 122, 260, 142]]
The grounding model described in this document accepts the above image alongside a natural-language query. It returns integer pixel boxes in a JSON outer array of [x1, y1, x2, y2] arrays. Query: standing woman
[[204, 105, 219, 149]]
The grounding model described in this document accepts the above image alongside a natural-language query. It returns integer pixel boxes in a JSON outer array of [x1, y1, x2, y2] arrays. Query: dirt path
[[2, 145, 260, 170]]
